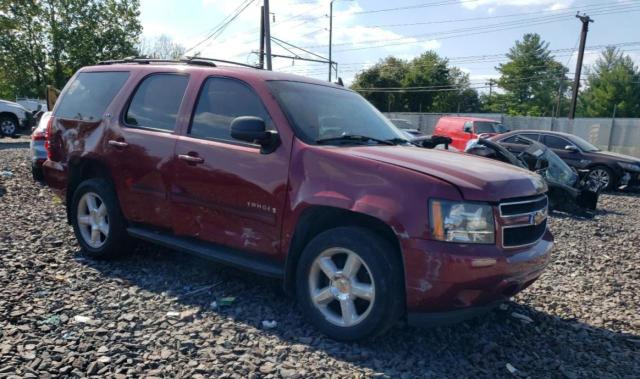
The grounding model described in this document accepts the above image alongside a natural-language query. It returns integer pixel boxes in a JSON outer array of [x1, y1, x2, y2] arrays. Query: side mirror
[[463, 125, 473, 133], [230, 116, 280, 154], [564, 145, 578, 152]]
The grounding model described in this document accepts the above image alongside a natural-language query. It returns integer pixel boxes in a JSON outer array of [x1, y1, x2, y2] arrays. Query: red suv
[[42, 58, 553, 341]]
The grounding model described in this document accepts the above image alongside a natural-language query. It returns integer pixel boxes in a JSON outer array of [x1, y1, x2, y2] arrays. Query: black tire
[[295, 227, 404, 341], [0, 115, 18, 137], [588, 165, 614, 191], [31, 165, 44, 182], [70, 178, 131, 259]]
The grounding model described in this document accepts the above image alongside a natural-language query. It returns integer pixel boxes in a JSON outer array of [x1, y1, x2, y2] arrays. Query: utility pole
[[568, 12, 593, 119], [486, 79, 496, 107], [264, 0, 272, 70], [328, 0, 334, 81], [259, 6, 265, 69], [486, 79, 496, 98]]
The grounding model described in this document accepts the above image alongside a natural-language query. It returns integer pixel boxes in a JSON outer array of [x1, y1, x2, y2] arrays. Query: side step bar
[[127, 226, 284, 278]]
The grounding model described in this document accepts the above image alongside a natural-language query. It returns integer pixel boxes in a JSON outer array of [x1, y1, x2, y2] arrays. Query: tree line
[[352, 33, 640, 118], [1, 2, 638, 119]]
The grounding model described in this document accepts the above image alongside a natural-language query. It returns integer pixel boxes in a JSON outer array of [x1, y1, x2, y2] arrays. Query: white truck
[[0, 99, 32, 136]]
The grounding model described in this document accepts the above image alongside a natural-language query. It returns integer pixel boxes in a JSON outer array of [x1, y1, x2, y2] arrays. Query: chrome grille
[[500, 195, 548, 248]]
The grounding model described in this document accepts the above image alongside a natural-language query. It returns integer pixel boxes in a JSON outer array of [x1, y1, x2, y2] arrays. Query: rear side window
[[55, 72, 129, 121], [125, 74, 189, 132], [189, 77, 273, 142], [502, 133, 540, 144]]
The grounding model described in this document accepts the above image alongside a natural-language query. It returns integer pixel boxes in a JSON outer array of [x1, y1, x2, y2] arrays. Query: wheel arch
[[65, 156, 115, 224], [0, 112, 19, 128], [283, 205, 405, 296]]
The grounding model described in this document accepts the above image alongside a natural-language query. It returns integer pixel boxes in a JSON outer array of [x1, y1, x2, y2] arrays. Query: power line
[[351, 1, 634, 29], [185, 0, 257, 54], [325, 4, 640, 52]]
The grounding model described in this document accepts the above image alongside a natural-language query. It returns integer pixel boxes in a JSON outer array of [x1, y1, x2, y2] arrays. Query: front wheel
[[588, 166, 614, 191], [71, 178, 131, 259], [296, 227, 404, 341], [0, 115, 17, 137]]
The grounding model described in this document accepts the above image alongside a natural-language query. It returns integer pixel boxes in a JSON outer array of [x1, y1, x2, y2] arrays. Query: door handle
[[178, 154, 204, 164], [108, 140, 128, 148]]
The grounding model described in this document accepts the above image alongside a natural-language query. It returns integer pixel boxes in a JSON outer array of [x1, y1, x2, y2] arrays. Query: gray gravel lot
[[1, 140, 639, 378]]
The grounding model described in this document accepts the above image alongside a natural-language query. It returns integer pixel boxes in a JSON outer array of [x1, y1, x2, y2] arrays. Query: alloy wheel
[[308, 248, 375, 327], [1, 119, 16, 135], [588, 168, 610, 190], [77, 192, 109, 248]]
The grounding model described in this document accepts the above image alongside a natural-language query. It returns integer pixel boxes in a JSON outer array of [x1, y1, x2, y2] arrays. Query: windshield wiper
[[316, 134, 396, 145], [385, 137, 410, 145]]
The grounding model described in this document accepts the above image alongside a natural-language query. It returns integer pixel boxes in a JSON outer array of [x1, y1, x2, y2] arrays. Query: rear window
[[55, 72, 129, 121]]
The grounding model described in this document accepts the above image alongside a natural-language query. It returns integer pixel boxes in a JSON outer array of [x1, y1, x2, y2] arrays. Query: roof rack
[[97, 56, 260, 69]]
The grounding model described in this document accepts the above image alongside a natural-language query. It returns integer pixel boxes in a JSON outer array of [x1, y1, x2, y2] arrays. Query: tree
[[488, 33, 569, 116], [0, 0, 141, 98], [351, 52, 479, 113], [351, 57, 409, 112], [578, 46, 640, 118], [137, 35, 186, 60]]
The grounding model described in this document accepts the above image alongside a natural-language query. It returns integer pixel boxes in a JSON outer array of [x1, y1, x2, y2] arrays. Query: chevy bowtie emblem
[[532, 209, 547, 225]]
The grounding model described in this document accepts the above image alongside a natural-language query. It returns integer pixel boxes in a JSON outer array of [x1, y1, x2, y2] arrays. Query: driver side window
[[543, 135, 572, 150], [189, 77, 273, 142]]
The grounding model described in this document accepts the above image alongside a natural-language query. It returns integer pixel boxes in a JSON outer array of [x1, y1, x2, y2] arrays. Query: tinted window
[[474, 121, 507, 134], [125, 74, 189, 131], [55, 72, 129, 121], [544, 135, 572, 149], [190, 78, 273, 141], [502, 133, 539, 144]]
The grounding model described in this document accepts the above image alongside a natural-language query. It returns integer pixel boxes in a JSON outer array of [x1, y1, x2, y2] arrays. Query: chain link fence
[[385, 112, 640, 158]]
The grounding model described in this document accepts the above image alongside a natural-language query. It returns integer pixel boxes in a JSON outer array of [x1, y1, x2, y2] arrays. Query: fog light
[[470, 258, 497, 268]]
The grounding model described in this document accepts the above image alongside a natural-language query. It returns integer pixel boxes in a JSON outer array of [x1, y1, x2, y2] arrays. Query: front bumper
[[402, 230, 553, 326]]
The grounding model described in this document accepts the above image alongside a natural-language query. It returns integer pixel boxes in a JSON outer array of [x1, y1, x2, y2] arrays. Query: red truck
[[42, 58, 553, 341]]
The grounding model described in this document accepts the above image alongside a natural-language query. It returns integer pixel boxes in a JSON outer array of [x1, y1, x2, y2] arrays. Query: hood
[[590, 150, 640, 163], [0, 99, 28, 113], [339, 145, 547, 202]]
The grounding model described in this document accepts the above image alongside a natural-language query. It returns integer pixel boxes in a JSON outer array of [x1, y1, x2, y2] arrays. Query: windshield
[[268, 81, 406, 145], [474, 121, 508, 134], [570, 135, 600, 152]]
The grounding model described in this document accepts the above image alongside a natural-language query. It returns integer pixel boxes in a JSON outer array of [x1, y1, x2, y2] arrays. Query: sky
[[139, 0, 640, 90]]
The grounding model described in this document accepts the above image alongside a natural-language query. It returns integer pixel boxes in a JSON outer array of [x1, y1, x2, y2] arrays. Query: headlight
[[429, 199, 495, 244], [618, 162, 640, 173]]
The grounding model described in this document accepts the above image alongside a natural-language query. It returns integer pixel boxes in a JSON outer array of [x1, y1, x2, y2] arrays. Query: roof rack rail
[[183, 56, 260, 69], [97, 56, 260, 69]]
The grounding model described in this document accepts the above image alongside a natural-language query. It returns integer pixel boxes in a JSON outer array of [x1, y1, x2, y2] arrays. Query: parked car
[[0, 99, 32, 136], [30, 111, 52, 181], [492, 130, 640, 190], [433, 116, 509, 150], [389, 118, 425, 140], [465, 137, 600, 215], [42, 58, 553, 341]]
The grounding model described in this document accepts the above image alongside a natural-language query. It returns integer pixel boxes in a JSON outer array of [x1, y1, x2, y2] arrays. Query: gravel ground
[[1, 140, 639, 378]]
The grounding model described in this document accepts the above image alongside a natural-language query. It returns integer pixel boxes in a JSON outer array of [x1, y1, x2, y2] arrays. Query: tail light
[[44, 116, 57, 160], [32, 130, 46, 141]]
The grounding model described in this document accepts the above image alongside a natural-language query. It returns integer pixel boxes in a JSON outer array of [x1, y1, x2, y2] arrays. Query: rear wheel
[[588, 166, 614, 191], [296, 227, 404, 341], [71, 178, 131, 259]]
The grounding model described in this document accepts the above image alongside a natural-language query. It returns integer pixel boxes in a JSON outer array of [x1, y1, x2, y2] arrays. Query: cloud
[[461, 0, 574, 10]]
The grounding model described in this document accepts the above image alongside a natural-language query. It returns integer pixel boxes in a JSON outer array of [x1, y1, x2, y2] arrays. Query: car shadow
[[73, 242, 639, 377], [0, 140, 30, 150]]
